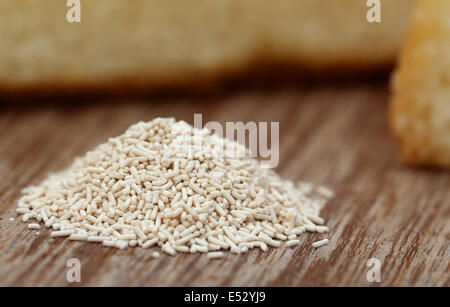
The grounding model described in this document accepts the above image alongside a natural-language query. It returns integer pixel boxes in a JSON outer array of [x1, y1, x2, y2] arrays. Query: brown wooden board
[[0, 81, 448, 286]]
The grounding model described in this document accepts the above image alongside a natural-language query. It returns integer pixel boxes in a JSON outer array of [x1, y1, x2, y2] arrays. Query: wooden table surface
[[0, 81, 448, 287]]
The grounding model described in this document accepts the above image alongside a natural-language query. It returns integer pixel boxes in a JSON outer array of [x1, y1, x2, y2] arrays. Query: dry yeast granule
[[16, 118, 332, 256]]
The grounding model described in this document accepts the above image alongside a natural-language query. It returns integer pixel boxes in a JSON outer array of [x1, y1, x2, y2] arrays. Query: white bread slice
[[0, 0, 415, 93], [391, 0, 450, 168]]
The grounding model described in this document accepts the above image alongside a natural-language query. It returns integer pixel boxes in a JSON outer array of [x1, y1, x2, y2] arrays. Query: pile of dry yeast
[[17, 118, 332, 257]]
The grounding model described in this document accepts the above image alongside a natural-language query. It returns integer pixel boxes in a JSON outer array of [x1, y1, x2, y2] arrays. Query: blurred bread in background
[[391, 0, 450, 168], [0, 0, 415, 94]]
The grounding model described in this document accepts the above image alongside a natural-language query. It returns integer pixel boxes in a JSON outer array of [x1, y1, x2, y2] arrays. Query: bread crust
[[0, 57, 394, 100], [0, 0, 414, 96], [390, 0, 450, 168]]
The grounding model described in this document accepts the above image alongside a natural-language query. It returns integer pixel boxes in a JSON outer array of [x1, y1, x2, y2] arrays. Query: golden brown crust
[[0, 57, 394, 101], [390, 0, 450, 168]]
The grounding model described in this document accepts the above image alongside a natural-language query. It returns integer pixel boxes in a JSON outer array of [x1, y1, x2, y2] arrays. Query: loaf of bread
[[0, 0, 415, 93], [391, 0, 450, 168]]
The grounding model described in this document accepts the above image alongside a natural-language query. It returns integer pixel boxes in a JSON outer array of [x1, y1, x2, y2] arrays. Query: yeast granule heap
[[16, 118, 332, 257]]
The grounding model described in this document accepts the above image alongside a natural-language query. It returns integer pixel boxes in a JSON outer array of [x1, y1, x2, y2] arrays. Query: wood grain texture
[[0, 81, 448, 286]]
